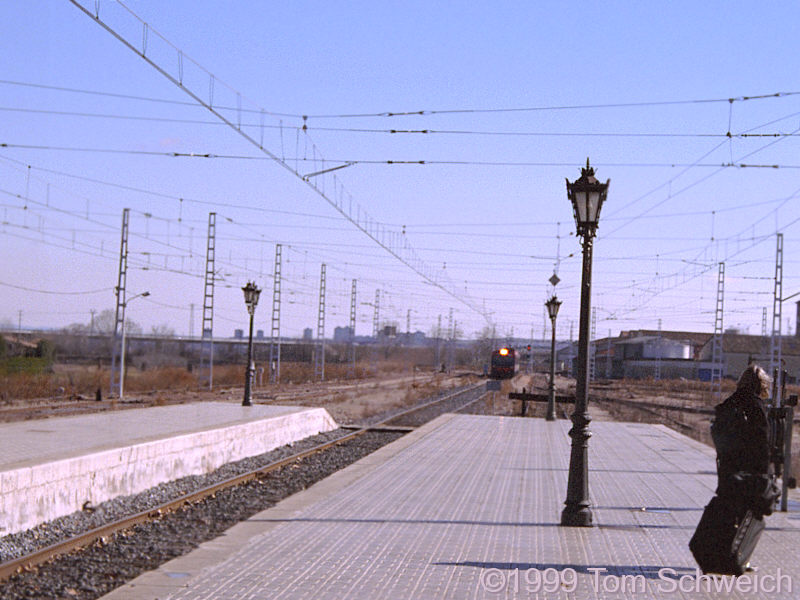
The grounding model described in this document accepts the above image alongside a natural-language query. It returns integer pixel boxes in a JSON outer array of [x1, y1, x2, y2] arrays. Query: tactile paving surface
[[111, 415, 800, 599]]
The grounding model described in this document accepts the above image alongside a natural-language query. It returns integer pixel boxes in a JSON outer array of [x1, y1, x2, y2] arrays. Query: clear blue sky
[[1, 1, 798, 341]]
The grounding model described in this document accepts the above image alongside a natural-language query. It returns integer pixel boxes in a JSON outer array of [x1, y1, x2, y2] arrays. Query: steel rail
[[0, 382, 485, 581]]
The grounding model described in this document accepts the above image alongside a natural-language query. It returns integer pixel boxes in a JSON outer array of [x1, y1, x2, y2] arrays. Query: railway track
[[0, 383, 486, 586]]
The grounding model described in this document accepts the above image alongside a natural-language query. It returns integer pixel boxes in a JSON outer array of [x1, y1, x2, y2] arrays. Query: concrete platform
[[0, 403, 337, 535], [103, 413, 800, 600]]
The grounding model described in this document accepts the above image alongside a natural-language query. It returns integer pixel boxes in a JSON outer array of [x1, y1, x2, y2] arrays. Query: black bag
[[729, 472, 781, 516], [689, 495, 766, 575]]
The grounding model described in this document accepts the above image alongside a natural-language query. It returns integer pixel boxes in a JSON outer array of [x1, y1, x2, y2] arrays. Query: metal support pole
[[561, 234, 594, 527], [782, 405, 794, 512], [655, 318, 662, 381], [547, 315, 558, 421], [243, 309, 255, 406], [201, 212, 216, 390], [711, 262, 725, 401], [315, 264, 327, 381], [589, 306, 597, 382], [770, 234, 784, 405], [435, 314, 442, 369], [120, 311, 127, 401], [269, 244, 282, 383], [447, 308, 454, 373], [118, 290, 148, 402], [349, 279, 357, 377], [111, 208, 129, 396], [529, 325, 534, 374]]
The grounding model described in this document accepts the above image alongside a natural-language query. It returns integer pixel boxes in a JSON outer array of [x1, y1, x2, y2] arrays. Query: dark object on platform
[[508, 390, 572, 417], [95, 388, 102, 402], [691, 365, 774, 573], [768, 393, 798, 492], [689, 495, 765, 575], [508, 390, 572, 403]]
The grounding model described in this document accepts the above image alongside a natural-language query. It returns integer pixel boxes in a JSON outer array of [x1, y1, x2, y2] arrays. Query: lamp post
[[242, 281, 261, 406], [561, 158, 609, 528], [545, 295, 562, 421], [119, 291, 150, 402]]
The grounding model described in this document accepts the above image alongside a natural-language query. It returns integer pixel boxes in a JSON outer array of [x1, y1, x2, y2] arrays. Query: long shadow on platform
[[503, 467, 716, 475], [251, 516, 701, 530], [432, 561, 696, 580], [251, 516, 800, 532]]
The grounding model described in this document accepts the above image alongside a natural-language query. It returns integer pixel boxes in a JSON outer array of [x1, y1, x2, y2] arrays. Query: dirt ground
[[2, 367, 796, 482], [0, 369, 476, 425]]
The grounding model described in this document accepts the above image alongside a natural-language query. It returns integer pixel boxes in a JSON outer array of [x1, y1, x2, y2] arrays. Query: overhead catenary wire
[[5, 144, 800, 170], [6, 11, 799, 335], [67, 0, 492, 325], [0, 280, 114, 295], [3, 77, 800, 119], [10, 104, 800, 140]]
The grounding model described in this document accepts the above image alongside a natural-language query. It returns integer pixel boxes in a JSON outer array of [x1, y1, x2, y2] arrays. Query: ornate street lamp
[[545, 295, 562, 421], [561, 158, 609, 527], [241, 281, 261, 406]]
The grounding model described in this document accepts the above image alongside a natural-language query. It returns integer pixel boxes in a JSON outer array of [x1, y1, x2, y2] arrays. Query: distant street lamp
[[545, 295, 562, 421], [119, 291, 150, 402], [561, 158, 609, 528], [242, 281, 261, 406]]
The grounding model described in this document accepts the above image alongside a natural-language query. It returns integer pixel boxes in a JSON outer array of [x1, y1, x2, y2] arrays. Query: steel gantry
[[770, 233, 784, 405], [447, 308, 455, 373], [370, 289, 381, 376], [435, 314, 442, 369], [110, 208, 129, 396], [269, 244, 283, 383], [655, 318, 662, 381], [710, 262, 725, 402], [348, 279, 357, 377], [314, 264, 327, 381], [200, 212, 216, 389], [372, 289, 380, 338]]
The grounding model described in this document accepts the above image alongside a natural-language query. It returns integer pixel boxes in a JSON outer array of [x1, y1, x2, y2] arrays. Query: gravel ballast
[[0, 383, 489, 599], [0, 429, 402, 600]]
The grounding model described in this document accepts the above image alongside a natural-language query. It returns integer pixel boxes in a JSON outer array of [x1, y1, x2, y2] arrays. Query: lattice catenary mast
[[770, 233, 784, 405], [710, 262, 725, 401], [349, 279, 357, 376], [655, 318, 662, 381], [200, 212, 216, 389], [110, 208, 129, 396], [314, 263, 326, 381], [269, 244, 283, 383]]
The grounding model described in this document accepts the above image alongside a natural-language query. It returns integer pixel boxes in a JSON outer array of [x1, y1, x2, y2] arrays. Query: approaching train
[[489, 347, 517, 379]]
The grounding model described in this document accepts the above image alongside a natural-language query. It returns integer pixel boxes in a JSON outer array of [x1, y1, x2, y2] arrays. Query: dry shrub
[[2, 364, 195, 400], [1, 365, 106, 401], [123, 366, 197, 391], [207, 364, 245, 387], [0, 372, 53, 401]]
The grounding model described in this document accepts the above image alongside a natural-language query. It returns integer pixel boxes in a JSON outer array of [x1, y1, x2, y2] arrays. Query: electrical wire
[[7, 144, 800, 170], [13, 104, 800, 140], [5, 77, 800, 120], [0, 280, 113, 295]]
